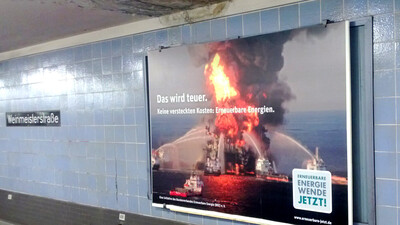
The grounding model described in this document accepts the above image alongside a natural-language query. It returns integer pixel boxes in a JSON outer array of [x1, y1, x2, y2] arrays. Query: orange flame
[[205, 53, 259, 145], [206, 54, 238, 103]]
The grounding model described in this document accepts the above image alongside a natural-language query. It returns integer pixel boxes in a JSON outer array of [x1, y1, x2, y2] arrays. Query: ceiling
[[0, 0, 225, 53]]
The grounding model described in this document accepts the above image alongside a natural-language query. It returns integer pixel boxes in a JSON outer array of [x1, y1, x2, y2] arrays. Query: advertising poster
[[148, 22, 351, 225]]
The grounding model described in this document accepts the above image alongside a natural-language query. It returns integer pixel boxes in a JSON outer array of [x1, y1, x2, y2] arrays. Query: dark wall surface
[[0, 189, 187, 225]]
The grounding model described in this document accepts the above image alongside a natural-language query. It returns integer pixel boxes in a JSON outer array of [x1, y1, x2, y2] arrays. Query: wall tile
[[101, 41, 112, 58], [118, 195, 129, 211], [211, 18, 227, 41], [92, 43, 102, 59], [137, 144, 148, 163], [151, 206, 163, 217], [112, 38, 122, 56], [137, 162, 148, 180], [168, 27, 182, 46], [374, 14, 394, 42], [203, 217, 218, 225], [92, 59, 102, 77], [105, 160, 116, 177], [135, 107, 146, 125], [176, 212, 189, 223], [143, 32, 156, 52], [62, 171, 79, 187], [374, 42, 395, 70], [375, 152, 396, 178], [375, 69, 395, 97], [374, 97, 396, 124], [101, 58, 112, 75], [396, 0, 400, 11], [218, 219, 233, 225], [125, 144, 137, 161], [74, 46, 84, 62], [396, 43, 400, 68], [321, 0, 343, 21], [377, 206, 397, 224], [132, 35, 144, 53], [127, 161, 138, 179], [395, 154, 400, 179], [132, 53, 144, 71], [260, 8, 280, 34], [80, 46, 92, 62], [182, 25, 192, 44], [375, 125, 396, 151], [121, 36, 133, 56], [113, 109, 124, 125], [134, 91, 145, 107], [0, 61, 8, 73], [193, 21, 211, 43], [344, 0, 368, 18], [394, 14, 400, 39], [300, 0, 321, 26], [104, 127, 115, 142], [128, 196, 139, 213], [136, 126, 147, 143], [233, 220, 253, 225], [123, 90, 134, 108], [112, 56, 122, 73], [369, 0, 394, 14], [128, 177, 138, 195], [243, 12, 260, 36], [138, 178, 148, 197], [163, 209, 176, 220], [138, 197, 151, 215], [133, 70, 144, 90], [116, 160, 127, 177], [122, 55, 134, 73], [156, 30, 168, 47], [280, 5, 299, 30], [227, 15, 243, 38], [125, 126, 137, 143], [115, 143, 125, 160], [123, 108, 135, 125]]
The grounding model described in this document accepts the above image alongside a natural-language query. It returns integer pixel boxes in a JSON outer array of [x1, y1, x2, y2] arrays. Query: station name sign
[[6, 111, 61, 127]]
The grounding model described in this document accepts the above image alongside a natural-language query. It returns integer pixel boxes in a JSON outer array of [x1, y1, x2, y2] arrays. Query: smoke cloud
[[206, 31, 294, 126]]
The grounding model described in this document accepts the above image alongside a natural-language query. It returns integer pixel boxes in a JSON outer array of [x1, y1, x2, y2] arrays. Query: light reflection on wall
[[40, 65, 73, 96]]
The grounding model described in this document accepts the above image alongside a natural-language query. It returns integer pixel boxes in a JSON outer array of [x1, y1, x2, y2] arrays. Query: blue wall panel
[[0, 0, 398, 224]]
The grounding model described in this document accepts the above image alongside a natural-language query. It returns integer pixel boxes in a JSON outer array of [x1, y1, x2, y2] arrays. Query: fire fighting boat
[[169, 173, 204, 197], [306, 147, 327, 171], [255, 158, 289, 182]]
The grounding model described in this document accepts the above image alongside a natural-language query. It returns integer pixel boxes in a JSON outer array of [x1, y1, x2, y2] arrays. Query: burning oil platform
[[199, 124, 289, 182], [151, 49, 338, 185], [151, 49, 326, 180]]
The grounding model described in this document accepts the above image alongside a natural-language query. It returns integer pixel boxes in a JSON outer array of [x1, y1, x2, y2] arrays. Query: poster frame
[[147, 21, 353, 225]]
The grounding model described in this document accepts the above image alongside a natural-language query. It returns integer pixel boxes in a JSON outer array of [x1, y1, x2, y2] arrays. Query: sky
[[147, 43, 210, 115], [147, 22, 349, 115], [280, 22, 348, 112]]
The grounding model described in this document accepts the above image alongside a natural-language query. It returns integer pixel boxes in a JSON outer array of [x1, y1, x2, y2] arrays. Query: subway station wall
[[0, 0, 399, 224]]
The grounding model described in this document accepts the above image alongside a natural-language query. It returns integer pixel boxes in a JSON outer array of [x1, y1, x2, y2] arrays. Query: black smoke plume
[[207, 31, 294, 126]]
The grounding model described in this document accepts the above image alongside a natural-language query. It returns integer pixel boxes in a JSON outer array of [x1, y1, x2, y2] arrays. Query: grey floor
[[0, 220, 15, 225]]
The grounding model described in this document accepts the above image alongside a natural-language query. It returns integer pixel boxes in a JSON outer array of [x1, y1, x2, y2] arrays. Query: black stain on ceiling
[[89, 0, 227, 17]]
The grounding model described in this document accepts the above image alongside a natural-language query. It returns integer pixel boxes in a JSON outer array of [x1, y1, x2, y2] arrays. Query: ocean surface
[[283, 111, 347, 175], [151, 110, 349, 224], [153, 171, 348, 224], [151, 110, 348, 175]]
